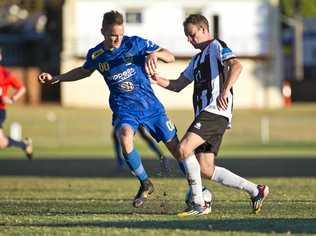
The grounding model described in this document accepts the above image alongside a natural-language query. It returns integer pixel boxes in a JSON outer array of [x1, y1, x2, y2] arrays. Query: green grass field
[[1, 104, 316, 158], [0, 177, 315, 235], [0, 104, 315, 235]]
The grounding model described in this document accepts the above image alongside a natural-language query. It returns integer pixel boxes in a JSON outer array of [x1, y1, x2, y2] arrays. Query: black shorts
[[187, 111, 228, 156], [0, 109, 6, 129]]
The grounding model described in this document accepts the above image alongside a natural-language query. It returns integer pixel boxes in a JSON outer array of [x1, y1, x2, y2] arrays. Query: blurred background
[[0, 0, 316, 158]]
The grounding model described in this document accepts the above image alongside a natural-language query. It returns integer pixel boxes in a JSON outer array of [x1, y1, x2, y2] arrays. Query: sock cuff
[[184, 153, 197, 164], [211, 166, 220, 181], [123, 148, 138, 159]]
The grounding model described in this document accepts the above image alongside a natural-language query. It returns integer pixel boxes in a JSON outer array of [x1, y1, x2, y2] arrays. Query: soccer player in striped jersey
[[38, 10, 202, 210], [150, 14, 269, 215]]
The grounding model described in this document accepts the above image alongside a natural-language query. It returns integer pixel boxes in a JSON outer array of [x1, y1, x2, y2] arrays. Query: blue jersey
[[83, 36, 165, 117]]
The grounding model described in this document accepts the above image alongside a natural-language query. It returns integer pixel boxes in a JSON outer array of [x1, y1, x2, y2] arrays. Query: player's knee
[[177, 143, 192, 160], [118, 126, 133, 138], [200, 163, 214, 178], [0, 136, 8, 149], [118, 128, 133, 143], [119, 130, 130, 138], [120, 139, 134, 154], [118, 131, 134, 154]]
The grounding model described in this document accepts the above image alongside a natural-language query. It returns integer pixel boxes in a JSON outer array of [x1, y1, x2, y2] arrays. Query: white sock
[[183, 154, 204, 206], [211, 166, 259, 197]]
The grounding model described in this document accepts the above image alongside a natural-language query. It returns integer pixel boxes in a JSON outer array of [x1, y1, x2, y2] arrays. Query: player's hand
[[216, 90, 229, 110], [38, 72, 59, 84], [148, 73, 159, 84], [145, 53, 158, 76], [1, 96, 14, 105]]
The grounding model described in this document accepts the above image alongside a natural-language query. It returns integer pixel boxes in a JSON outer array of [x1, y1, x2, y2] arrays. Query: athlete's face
[[184, 23, 210, 50], [102, 24, 124, 50]]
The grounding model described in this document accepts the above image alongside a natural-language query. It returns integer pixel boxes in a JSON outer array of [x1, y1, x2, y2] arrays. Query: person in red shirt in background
[[0, 52, 33, 159]]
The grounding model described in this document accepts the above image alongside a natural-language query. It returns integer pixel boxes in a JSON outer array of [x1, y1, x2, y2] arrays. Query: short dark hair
[[183, 14, 209, 32], [102, 10, 123, 28]]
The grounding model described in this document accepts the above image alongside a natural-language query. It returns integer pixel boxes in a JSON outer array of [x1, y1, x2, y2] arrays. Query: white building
[[61, 0, 283, 109]]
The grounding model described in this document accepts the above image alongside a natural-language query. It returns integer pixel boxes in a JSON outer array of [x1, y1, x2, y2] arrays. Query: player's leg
[[142, 114, 186, 176], [0, 129, 33, 160], [176, 131, 209, 216], [144, 113, 208, 215], [197, 151, 259, 196], [205, 148, 269, 213], [115, 117, 153, 208], [164, 136, 186, 176], [0, 109, 32, 159], [194, 113, 269, 213], [0, 110, 9, 149], [0, 129, 9, 149], [138, 125, 165, 159], [176, 111, 227, 216], [112, 129, 124, 168]]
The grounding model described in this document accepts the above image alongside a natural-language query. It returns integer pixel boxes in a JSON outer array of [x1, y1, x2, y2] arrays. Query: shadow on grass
[[1, 157, 316, 177], [3, 219, 315, 234]]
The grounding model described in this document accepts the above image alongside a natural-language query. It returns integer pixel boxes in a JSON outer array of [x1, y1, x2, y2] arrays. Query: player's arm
[[150, 73, 191, 93], [1, 86, 26, 105], [38, 66, 93, 85], [2, 74, 26, 104], [152, 48, 175, 63], [145, 48, 175, 76], [217, 58, 242, 110], [11, 86, 26, 103]]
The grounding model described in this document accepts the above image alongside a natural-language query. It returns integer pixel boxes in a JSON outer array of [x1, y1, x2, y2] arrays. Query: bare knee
[[200, 164, 215, 178], [118, 126, 134, 154], [197, 153, 215, 178], [0, 136, 8, 149], [178, 142, 193, 160]]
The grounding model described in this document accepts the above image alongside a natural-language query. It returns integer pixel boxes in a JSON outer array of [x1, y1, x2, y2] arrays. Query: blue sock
[[178, 160, 186, 176], [124, 148, 148, 182]]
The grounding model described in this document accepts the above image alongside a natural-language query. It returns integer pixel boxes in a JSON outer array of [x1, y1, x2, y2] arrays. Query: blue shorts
[[0, 109, 6, 128], [113, 112, 177, 143]]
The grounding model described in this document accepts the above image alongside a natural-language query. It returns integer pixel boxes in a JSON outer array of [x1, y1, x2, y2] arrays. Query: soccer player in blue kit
[[38, 10, 205, 210]]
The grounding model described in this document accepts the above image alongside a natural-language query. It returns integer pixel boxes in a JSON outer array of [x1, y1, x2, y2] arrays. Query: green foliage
[[281, 0, 316, 17]]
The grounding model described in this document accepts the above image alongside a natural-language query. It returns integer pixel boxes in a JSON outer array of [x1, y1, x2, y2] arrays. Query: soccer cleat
[[251, 185, 269, 214], [177, 203, 212, 217], [23, 138, 33, 160], [133, 179, 154, 208]]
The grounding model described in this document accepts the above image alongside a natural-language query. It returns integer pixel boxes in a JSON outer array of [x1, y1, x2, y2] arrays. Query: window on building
[[125, 10, 142, 24], [212, 15, 220, 38]]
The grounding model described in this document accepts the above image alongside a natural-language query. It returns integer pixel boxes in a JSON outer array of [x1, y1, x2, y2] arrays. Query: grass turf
[[0, 177, 315, 235], [1, 104, 316, 158]]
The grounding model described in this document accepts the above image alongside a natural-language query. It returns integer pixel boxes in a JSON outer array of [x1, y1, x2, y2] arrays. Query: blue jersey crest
[[83, 36, 164, 116]]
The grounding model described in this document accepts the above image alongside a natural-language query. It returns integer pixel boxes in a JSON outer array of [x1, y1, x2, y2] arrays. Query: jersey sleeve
[[135, 36, 160, 54], [9, 74, 23, 89], [215, 39, 236, 64], [180, 56, 196, 82], [82, 49, 96, 71]]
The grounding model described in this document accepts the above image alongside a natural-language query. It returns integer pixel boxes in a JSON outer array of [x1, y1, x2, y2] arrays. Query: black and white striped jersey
[[181, 39, 236, 126]]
